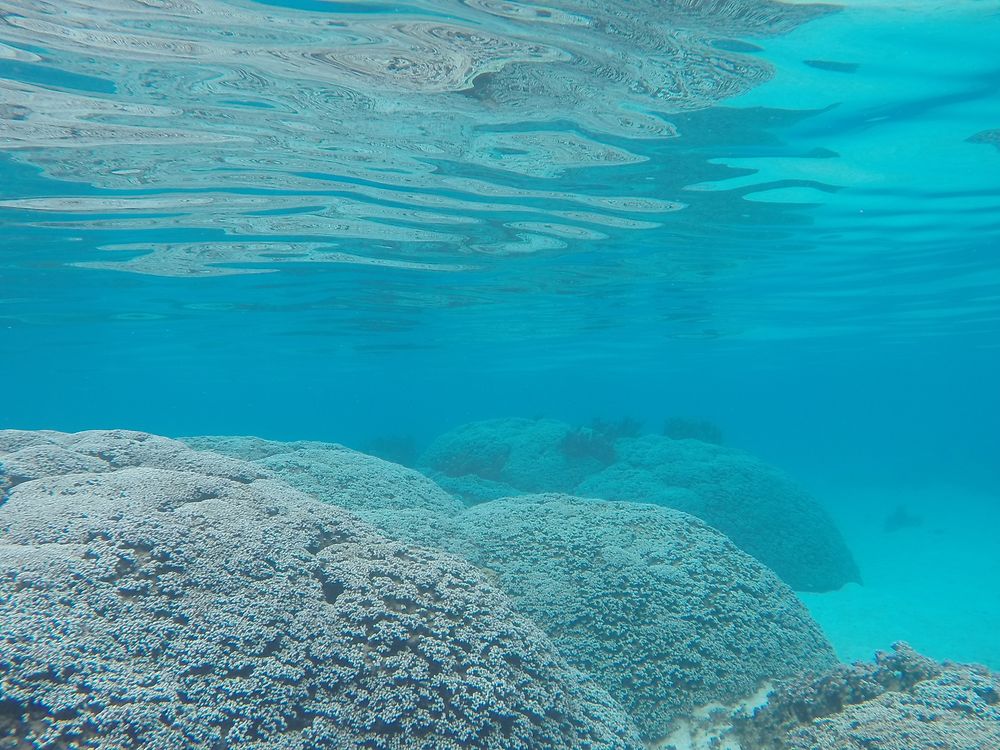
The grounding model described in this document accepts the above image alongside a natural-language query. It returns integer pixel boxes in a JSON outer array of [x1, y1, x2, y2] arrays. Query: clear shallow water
[[1, 0, 1000, 737]]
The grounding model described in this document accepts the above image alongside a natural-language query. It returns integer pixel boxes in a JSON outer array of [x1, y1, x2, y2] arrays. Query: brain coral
[[455, 493, 837, 742], [0, 429, 643, 750], [736, 642, 1000, 749], [577, 435, 859, 592]]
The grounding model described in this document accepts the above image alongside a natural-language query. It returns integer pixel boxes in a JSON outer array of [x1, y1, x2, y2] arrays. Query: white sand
[[800, 484, 1000, 669]]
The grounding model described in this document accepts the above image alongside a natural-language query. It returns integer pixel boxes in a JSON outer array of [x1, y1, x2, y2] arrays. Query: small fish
[[883, 504, 923, 533]]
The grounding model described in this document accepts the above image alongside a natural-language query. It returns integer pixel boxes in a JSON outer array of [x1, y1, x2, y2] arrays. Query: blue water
[[1, 0, 1000, 741]]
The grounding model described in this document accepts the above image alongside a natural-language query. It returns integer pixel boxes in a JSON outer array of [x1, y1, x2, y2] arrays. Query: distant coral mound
[[580, 435, 860, 592], [420, 419, 859, 591], [456, 493, 837, 741], [735, 643, 1000, 749], [420, 417, 617, 496], [359, 434, 419, 467], [0, 429, 643, 750], [663, 415, 725, 444]]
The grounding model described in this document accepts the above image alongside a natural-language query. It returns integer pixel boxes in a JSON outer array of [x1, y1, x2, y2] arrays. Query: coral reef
[[735, 643, 1000, 749], [560, 426, 617, 465], [358, 434, 419, 467], [182, 435, 466, 551], [181, 434, 841, 741], [420, 419, 859, 591], [0, 429, 644, 750], [423, 470, 523, 506], [456, 493, 837, 741], [579, 435, 860, 592], [256, 447, 467, 552], [590, 417, 645, 441], [420, 418, 615, 493], [180, 434, 328, 462], [663, 416, 724, 444]]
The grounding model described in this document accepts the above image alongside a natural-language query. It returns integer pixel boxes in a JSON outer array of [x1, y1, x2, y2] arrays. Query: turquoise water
[[2, 0, 999, 746]]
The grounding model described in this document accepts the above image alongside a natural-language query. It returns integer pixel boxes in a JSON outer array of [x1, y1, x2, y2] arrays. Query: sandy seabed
[[800, 484, 1000, 670]]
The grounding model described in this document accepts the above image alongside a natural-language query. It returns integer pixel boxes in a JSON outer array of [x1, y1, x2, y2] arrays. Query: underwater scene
[[1, 0, 999, 747]]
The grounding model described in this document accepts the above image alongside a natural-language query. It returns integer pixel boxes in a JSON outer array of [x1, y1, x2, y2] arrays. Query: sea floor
[[800, 483, 1000, 670]]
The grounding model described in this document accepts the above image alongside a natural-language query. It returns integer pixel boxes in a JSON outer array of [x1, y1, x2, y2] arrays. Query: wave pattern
[[0, 0, 825, 276]]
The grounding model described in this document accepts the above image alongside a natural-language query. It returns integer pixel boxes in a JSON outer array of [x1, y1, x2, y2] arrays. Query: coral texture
[[181, 435, 842, 741], [579, 435, 860, 592], [736, 643, 1000, 750], [420, 420, 859, 591], [663, 416, 724, 444], [455, 493, 837, 741], [183, 435, 465, 550], [420, 417, 616, 493], [0, 429, 643, 750], [424, 469, 523, 506]]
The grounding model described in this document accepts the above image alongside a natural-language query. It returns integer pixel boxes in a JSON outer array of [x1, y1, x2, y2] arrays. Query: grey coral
[[0, 429, 643, 750], [419, 418, 614, 494], [736, 642, 1000, 749], [419, 419, 859, 592], [180, 435, 467, 551], [179, 434, 842, 742], [579, 435, 860, 592], [455, 493, 837, 741]]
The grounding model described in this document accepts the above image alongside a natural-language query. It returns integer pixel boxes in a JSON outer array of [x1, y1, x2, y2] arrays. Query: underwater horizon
[[2, 0, 999, 748]]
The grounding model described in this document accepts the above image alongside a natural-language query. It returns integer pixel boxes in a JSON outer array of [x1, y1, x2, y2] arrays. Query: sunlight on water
[[2, 0, 997, 348]]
